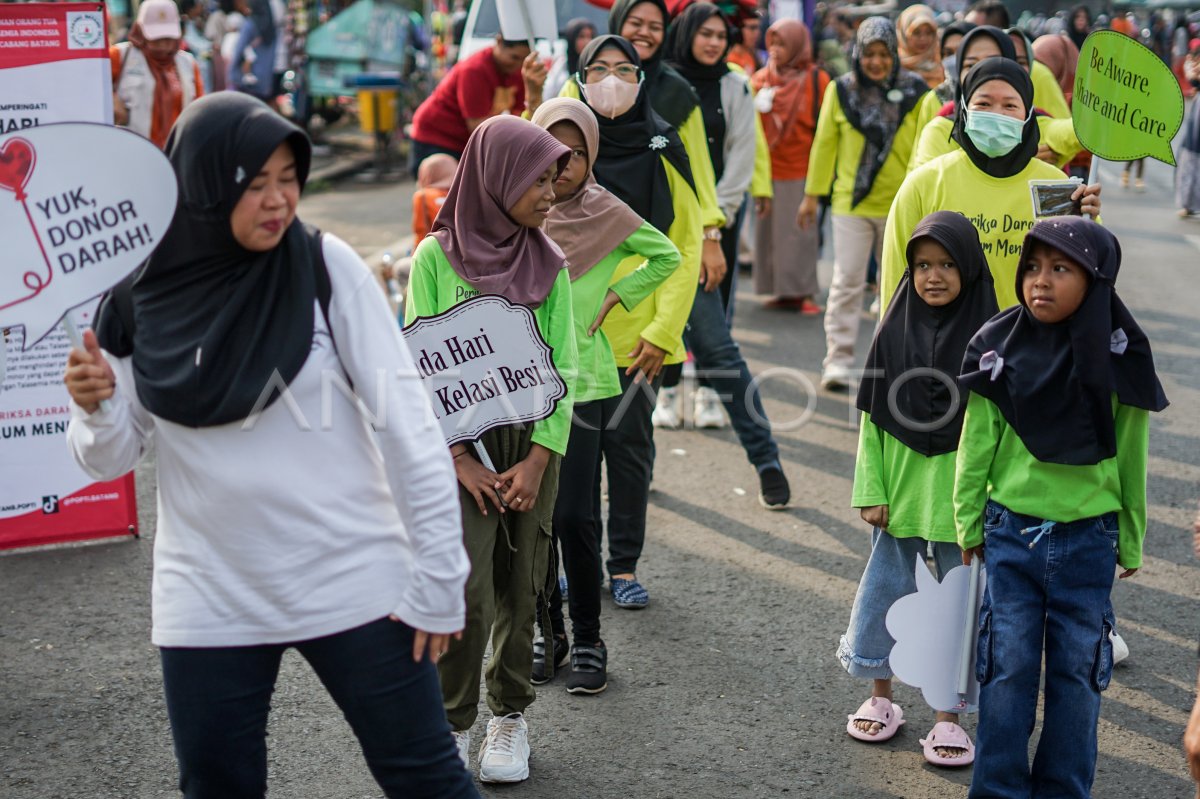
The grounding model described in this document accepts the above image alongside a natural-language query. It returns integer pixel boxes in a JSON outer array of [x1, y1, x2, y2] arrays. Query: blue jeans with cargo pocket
[[969, 500, 1119, 799]]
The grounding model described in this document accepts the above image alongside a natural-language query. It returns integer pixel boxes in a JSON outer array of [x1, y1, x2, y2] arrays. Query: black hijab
[[940, 20, 977, 61], [951, 57, 1040, 179], [951, 26, 1017, 98], [1068, 5, 1091, 51], [96, 93, 317, 428], [666, 2, 731, 177], [960, 217, 1168, 466], [579, 35, 695, 235], [835, 16, 928, 208], [563, 17, 596, 75], [608, 0, 699, 128], [857, 212, 999, 457]]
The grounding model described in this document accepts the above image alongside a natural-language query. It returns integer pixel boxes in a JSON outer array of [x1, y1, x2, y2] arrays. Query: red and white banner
[[0, 3, 137, 551]]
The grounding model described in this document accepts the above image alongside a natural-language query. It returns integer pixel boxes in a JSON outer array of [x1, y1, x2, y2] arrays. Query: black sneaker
[[758, 466, 790, 510], [531, 634, 568, 685], [565, 641, 608, 695]]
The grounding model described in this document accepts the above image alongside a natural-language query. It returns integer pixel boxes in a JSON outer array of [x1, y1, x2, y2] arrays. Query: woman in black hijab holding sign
[[63, 93, 478, 799], [881, 57, 1103, 314]]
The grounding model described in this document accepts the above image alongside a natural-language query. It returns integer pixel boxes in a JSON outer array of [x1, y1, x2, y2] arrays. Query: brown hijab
[[429, 115, 571, 307], [750, 19, 817, 149], [1032, 33, 1079, 101], [531, 98, 644, 281], [896, 4, 944, 88]]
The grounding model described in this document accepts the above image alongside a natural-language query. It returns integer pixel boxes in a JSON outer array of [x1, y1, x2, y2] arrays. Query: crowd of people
[[60, 0, 1200, 797]]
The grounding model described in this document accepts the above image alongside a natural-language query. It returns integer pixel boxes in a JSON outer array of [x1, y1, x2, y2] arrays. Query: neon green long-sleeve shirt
[[805, 81, 925, 217], [404, 238, 578, 456], [953, 393, 1149, 569]]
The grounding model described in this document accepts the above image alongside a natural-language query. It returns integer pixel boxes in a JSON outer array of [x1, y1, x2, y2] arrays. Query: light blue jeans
[[838, 528, 962, 680]]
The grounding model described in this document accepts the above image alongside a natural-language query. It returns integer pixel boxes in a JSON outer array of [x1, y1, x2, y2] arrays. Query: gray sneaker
[[479, 713, 529, 783]]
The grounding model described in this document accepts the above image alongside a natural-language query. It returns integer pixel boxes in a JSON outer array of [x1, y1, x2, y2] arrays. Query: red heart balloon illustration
[[0, 137, 36, 196]]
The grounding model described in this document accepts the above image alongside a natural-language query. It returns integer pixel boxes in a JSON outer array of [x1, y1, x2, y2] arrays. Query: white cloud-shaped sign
[[0, 123, 177, 349], [886, 556, 988, 714]]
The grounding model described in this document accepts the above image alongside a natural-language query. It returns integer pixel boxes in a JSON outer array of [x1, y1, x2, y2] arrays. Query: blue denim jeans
[[160, 619, 479, 799], [683, 284, 780, 470], [970, 501, 1118, 799], [838, 528, 962, 679]]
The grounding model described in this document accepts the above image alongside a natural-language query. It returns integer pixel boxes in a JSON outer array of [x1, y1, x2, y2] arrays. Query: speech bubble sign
[[0, 122, 177, 349], [885, 557, 988, 714], [401, 294, 566, 446], [1073, 30, 1184, 166]]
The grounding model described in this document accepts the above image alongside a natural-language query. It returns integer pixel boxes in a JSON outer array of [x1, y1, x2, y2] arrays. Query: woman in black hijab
[[880, 58, 1102, 312], [64, 93, 478, 799]]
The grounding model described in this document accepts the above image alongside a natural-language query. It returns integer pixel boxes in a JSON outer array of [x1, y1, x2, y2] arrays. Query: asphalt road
[[2, 157, 1198, 799]]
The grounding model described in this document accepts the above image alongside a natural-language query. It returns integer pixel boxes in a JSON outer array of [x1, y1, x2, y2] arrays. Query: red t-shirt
[[410, 47, 525, 152]]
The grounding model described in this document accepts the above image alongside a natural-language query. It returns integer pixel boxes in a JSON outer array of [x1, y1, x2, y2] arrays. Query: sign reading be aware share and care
[[0, 123, 177, 349], [401, 295, 566, 446], [1073, 30, 1184, 165]]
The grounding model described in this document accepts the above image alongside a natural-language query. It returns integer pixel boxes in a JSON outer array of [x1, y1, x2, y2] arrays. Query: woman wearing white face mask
[[881, 58, 1103, 312]]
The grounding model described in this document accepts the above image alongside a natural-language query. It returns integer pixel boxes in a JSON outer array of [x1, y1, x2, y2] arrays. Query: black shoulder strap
[[309, 227, 354, 390]]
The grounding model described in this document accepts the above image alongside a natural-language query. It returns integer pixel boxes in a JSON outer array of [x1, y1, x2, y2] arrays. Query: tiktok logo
[[41, 495, 59, 514]]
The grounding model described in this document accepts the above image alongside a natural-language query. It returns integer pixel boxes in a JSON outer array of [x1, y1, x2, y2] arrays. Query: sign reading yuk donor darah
[[401, 295, 566, 446]]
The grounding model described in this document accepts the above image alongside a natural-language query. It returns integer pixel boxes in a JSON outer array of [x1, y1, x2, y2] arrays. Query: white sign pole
[[956, 555, 982, 699]]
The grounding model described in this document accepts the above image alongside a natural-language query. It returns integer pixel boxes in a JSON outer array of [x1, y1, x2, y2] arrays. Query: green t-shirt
[[570, 221, 680, 403], [404, 237, 578, 456], [805, 80, 926, 217], [953, 392, 1149, 569], [852, 413, 958, 542]]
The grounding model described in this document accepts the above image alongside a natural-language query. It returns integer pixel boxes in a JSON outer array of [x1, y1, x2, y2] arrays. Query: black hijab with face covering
[[951, 57, 1041, 179], [857, 211, 999, 456], [96, 92, 318, 428], [960, 217, 1167, 465]]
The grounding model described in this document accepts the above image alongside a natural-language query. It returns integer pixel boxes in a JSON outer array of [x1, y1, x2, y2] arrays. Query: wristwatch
[[703, 227, 721, 242]]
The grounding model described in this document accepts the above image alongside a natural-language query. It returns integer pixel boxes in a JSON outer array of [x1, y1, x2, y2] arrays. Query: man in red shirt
[[409, 36, 544, 176]]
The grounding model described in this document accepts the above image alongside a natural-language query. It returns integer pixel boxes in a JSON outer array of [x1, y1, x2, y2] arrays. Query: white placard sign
[[885, 557, 988, 714], [0, 122, 177, 349], [401, 295, 566, 446], [497, 0, 557, 44]]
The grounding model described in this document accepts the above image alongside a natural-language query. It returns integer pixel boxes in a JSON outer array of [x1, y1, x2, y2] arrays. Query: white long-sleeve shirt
[[67, 234, 469, 647]]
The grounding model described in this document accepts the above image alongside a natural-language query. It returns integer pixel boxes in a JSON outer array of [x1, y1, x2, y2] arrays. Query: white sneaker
[[1110, 630, 1130, 665], [821, 364, 851, 391], [652, 386, 681, 429], [452, 730, 470, 771], [478, 712, 530, 784], [693, 386, 728, 428]]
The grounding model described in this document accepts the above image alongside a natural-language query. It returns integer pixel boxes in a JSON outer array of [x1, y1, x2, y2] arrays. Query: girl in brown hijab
[[896, 4, 945, 89], [529, 97, 680, 696], [404, 114, 578, 784], [751, 19, 830, 311]]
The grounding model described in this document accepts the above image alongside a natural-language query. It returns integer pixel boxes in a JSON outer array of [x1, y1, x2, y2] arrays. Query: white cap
[[138, 0, 182, 41]]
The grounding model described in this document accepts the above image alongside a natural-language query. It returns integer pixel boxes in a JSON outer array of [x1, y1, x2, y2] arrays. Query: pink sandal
[[920, 721, 975, 767], [846, 697, 905, 742]]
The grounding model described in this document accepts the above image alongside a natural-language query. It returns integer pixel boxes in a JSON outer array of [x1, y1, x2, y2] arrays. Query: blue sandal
[[610, 577, 649, 609]]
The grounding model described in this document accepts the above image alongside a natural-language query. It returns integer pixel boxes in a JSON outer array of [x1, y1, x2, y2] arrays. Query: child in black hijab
[[955, 217, 1167, 798], [842, 211, 997, 767]]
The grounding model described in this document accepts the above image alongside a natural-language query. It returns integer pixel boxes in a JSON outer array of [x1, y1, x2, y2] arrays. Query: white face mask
[[581, 75, 641, 119]]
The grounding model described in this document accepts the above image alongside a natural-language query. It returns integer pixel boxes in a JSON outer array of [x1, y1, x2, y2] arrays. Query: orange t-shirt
[[412, 187, 449, 242]]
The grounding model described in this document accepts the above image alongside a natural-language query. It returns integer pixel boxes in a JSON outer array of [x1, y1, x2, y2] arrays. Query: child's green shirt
[[852, 413, 958, 542], [404, 237, 578, 456], [953, 392, 1150, 569], [570, 221, 680, 404]]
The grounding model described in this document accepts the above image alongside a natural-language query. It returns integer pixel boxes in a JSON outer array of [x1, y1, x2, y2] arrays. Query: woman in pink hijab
[[1032, 33, 1091, 180], [403, 114, 578, 784], [896, 4, 944, 89]]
